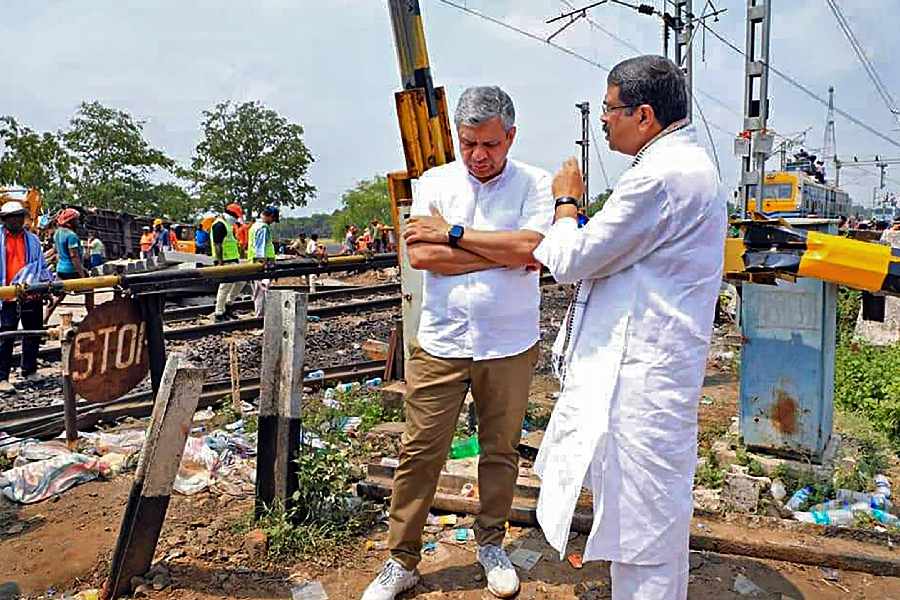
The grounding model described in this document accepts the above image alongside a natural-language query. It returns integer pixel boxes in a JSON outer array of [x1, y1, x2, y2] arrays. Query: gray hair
[[607, 55, 687, 128], [454, 86, 516, 131]]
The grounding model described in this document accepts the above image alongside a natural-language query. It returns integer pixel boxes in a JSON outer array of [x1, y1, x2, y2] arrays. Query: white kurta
[[532, 126, 726, 565]]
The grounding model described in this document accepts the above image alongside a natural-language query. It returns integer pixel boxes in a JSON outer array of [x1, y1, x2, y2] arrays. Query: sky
[[2, 0, 899, 216]]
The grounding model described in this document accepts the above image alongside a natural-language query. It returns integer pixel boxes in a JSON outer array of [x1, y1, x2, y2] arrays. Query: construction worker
[[139, 226, 155, 259], [248, 206, 280, 317], [211, 203, 244, 321], [194, 221, 211, 255], [152, 218, 171, 256], [54, 208, 93, 310], [0, 201, 52, 392]]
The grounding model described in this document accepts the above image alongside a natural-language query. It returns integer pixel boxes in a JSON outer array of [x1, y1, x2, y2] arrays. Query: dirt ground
[[3, 372, 900, 599]]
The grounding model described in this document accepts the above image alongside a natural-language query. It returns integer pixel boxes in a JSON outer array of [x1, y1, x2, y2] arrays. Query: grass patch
[[833, 410, 892, 492], [695, 447, 725, 489], [834, 341, 900, 448]]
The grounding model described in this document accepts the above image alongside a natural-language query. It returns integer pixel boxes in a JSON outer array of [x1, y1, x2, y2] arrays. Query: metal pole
[[139, 295, 166, 396], [673, 0, 694, 123], [576, 102, 590, 209], [59, 311, 78, 449], [740, 0, 773, 217]]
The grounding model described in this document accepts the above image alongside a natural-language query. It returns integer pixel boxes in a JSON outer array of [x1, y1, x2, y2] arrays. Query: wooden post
[[255, 290, 307, 518], [229, 340, 242, 415], [104, 354, 206, 600], [138, 294, 166, 396], [59, 311, 78, 449]]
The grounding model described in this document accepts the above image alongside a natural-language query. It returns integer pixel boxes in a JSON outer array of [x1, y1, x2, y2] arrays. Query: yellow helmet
[[153, 218, 163, 226]]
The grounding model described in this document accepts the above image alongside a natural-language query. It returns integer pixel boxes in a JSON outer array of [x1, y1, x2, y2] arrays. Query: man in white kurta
[[532, 55, 726, 598]]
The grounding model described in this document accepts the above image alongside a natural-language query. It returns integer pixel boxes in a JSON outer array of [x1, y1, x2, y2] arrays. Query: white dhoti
[[252, 279, 270, 317]]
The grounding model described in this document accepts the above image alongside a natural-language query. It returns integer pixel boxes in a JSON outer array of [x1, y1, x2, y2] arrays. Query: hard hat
[[262, 206, 280, 222], [0, 201, 26, 217], [57, 208, 80, 225], [142, 225, 151, 231], [225, 203, 244, 220], [153, 218, 163, 226]]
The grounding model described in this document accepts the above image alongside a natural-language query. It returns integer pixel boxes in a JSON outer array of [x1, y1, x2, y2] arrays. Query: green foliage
[[832, 410, 891, 492], [586, 189, 612, 218], [0, 116, 73, 206], [733, 445, 766, 477], [190, 101, 315, 218], [834, 341, 900, 446], [836, 287, 862, 345], [272, 214, 333, 240], [336, 387, 403, 432], [330, 176, 391, 239], [64, 101, 177, 212], [771, 464, 833, 507], [694, 448, 725, 489]]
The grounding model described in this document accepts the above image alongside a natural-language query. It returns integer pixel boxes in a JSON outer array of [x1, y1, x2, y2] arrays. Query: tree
[[330, 176, 391, 239], [0, 117, 73, 207], [586, 189, 613, 217], [190, 101, 315, 218], [64, 101, 175, 211]]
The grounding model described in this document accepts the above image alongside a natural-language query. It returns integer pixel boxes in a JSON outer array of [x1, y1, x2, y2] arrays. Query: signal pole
[[576, 102, 590, 208], [738, 0, 773, 217], [664, 0, 694, 123], [823, 86, 837, 183]]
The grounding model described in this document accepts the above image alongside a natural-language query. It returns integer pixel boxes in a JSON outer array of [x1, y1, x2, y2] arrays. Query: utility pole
[[664, 0, 693, 123], [823, 86, 837, 183], [576, 102, 590, 209], [738, 0, 773, 217]]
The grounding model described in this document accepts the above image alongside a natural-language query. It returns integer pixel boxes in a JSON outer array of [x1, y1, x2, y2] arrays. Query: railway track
[[0, 360, 386, 440]]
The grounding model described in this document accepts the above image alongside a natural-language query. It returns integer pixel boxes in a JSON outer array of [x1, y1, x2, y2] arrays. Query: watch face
[[450, 225, 464, 238]]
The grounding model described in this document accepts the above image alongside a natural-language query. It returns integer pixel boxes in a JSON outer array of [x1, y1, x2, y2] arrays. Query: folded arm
[[407, 242, 500, 275]]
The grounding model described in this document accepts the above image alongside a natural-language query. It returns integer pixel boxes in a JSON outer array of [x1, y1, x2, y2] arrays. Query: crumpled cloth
[[0, 453, 105, 503]]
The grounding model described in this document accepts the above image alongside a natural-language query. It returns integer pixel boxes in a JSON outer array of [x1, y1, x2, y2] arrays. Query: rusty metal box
[[739, 220, 838, 461]]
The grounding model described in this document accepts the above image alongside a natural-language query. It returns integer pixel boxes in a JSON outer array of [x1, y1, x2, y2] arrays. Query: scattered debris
[[722, 470, 771, 514], [508, 547, 542, 571], [291, 581, 329, 600], [567, 553, 583, 569], [732, 573, 766, 596]]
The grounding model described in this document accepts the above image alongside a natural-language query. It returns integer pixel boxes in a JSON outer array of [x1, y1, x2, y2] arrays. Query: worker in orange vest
[[139, 226, 154, 259]]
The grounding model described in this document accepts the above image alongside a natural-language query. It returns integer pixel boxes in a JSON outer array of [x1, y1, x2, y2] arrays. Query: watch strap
[[555, 196, 580, 209]]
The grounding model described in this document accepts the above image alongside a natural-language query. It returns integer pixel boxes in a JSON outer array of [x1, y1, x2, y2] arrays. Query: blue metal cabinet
[[739, 220, 837, 461]]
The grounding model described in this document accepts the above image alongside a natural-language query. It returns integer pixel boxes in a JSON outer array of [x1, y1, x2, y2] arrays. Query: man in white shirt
[[363, 86, 552, 600]]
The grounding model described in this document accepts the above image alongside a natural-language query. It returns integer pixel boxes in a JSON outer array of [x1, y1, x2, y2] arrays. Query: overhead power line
[[824, 0, 900, 126], [433, 0, 737, 163], [693, 18, 900, 150]]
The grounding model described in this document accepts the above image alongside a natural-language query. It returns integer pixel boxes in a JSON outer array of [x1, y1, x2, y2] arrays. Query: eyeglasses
[[601, 103, 640, 115]]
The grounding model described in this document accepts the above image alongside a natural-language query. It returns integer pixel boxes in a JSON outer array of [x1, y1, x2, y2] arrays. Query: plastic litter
[[793, 508, 855, 526], [460, 482, 477, 498], [449, 436, 480, 459], [305, 370, 325, 381], [567, 553, 584, 569], [380, 457, 400, 468], [875, 474, 892, 499], [508, 547, 542, 571], [426, 513, 457, 527], [364, 377, 382, 388], [306, 315, 321, 323], [423, 541, 437, 554], [733, 573, 765, 596], [454, 528, 470, 542], [785, 486, 813, 511], [770, 479, 786, 502], [336, 382, 361, 394], [291, 581, 328, 600], [0, 453, 105, 503], [193, 407, 216, 422]]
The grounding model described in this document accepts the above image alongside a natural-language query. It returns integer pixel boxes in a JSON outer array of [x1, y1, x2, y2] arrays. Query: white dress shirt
[[411, 159, 553, 361]]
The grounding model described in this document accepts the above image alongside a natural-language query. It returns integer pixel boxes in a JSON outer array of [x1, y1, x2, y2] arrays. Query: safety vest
[[212, 216, 240, 261], [247, 220, 275, 260]]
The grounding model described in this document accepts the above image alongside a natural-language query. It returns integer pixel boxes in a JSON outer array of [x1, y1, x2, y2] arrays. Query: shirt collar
[[466, 159, 513, 188], [631, 118, 691, 167]]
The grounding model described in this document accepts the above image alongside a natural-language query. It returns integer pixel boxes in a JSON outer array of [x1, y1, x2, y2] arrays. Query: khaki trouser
[[388, 342, 539, 570]]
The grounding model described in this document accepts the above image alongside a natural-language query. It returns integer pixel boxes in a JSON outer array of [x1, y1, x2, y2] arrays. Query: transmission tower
[[823, 86, 837, 184]]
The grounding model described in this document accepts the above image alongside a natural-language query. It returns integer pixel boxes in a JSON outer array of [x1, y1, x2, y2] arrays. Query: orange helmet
[[225, 203, 243, 220], [57, 208, 80, 225]]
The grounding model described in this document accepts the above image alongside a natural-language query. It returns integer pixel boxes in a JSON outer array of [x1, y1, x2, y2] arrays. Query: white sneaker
[[478, 544, 520, 598], [361, 558, 420, 600], [0, 380, 13, 393]]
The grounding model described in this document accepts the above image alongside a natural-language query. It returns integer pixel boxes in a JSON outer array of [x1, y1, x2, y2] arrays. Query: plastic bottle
[[872, 508, 900, 526], [785, 486, 813, 511], [808, 499, 848, 513], [365, 377, 383, 388], [794, 508, 854, 526], [337, 382, 361, 394], [305, 369, 325, 381], [449, 435, 480, 459], [875, 474, 892, 499], [770, 479, 787, 502], [836, 489, 892, 511]]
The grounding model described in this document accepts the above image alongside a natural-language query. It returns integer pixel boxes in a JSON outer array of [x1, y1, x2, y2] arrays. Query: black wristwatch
[[554, 196, 580, 209], [448, 224, 465, 248]]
